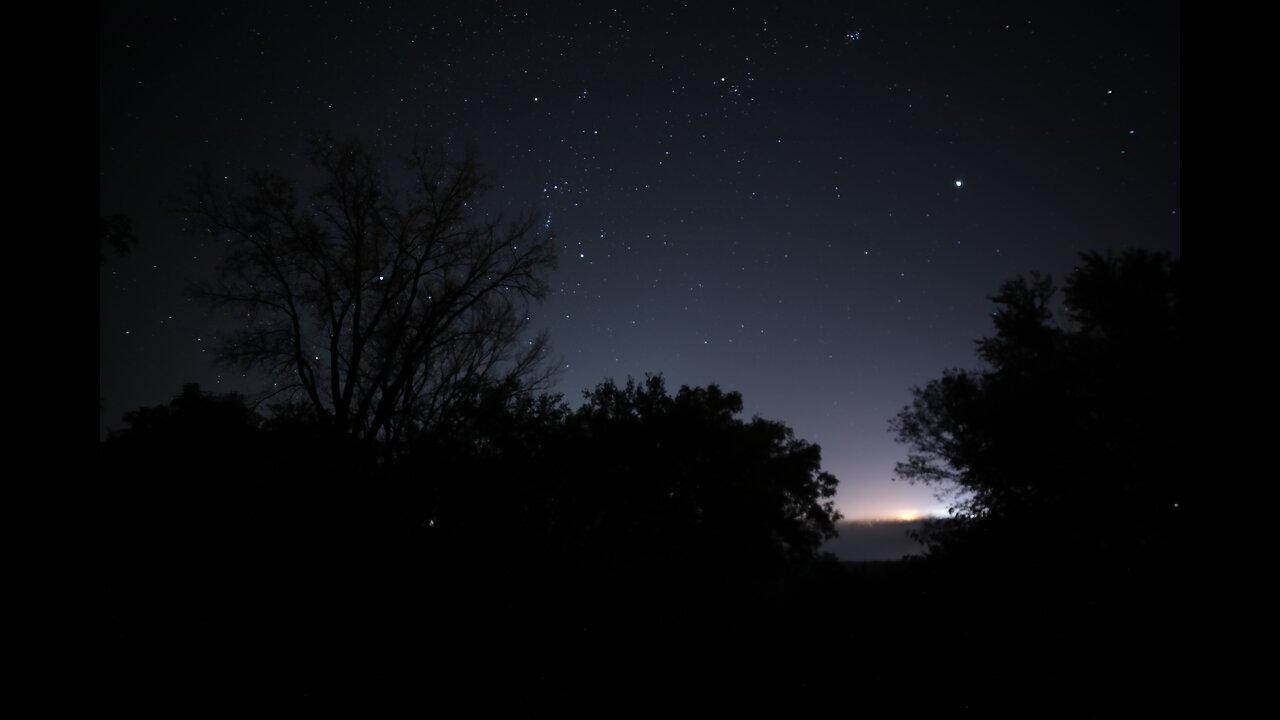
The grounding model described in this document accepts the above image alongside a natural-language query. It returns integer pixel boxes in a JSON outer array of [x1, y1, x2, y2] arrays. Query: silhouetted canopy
[[891, 250, 1182, 561]]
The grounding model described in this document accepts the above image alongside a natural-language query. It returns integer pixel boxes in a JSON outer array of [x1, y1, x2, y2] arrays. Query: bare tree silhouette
[[184, 139, 557, 453]]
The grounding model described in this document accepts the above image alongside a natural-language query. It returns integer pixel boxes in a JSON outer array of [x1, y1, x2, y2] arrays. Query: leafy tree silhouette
[[563, 375, 842, 571], [891, 249, 1182, 564], [96, 380, 874, 708], [396, 375, 844, 682], [881, 250, 1184, 712], [98, 386, 271, 668], [98, 384, 416, 702]]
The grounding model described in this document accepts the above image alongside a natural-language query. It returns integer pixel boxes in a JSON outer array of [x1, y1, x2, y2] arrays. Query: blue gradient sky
[[100, 1, 1179, 522]]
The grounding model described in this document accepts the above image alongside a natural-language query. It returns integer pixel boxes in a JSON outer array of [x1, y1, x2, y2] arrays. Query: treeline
[[96, 376, 849, 708], [884, 248, 1187, 714], [95, 249, 1186, 713], [100, 139, 858, 708], [98, 138, 1185, 710]]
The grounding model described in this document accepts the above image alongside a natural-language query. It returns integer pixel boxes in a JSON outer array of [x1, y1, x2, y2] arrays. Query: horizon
[[823, 517, 931, 562], [100, 2, 1177, 524]]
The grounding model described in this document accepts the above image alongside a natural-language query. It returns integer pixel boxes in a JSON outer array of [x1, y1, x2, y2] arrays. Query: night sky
[[99, 1, 1180, 536]]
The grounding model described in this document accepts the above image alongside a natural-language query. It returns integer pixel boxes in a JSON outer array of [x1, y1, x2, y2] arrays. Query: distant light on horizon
[[837, 510, 945, 524], [835, 492, 951, 523]]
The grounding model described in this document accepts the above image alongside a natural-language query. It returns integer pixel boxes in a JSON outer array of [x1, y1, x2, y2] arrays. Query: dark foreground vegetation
[[97, 377, 855, 710], [96, 252, 1183, 713], [98, 142, 1184, 711]]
